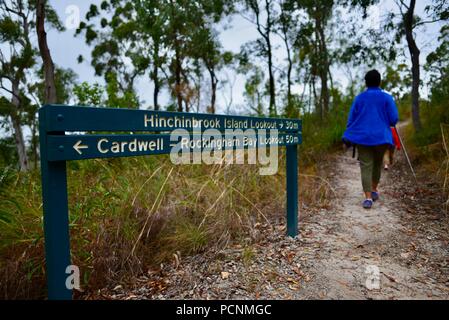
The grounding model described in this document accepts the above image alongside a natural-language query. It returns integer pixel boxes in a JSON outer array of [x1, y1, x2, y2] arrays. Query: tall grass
[[399, 95, 449, 213], [1, 145, 336, 299]]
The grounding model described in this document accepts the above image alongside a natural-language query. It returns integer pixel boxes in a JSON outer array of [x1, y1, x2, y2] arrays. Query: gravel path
[[97, 148, 449, 300]]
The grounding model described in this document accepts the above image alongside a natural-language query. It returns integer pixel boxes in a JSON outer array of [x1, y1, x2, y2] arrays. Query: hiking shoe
[[371, 192, 379, 202], [363, 199, 373, 209]]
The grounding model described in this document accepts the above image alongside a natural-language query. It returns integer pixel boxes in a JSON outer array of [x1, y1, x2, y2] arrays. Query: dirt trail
[[296, 152, 449, 299], [101, 147, 449, 300]]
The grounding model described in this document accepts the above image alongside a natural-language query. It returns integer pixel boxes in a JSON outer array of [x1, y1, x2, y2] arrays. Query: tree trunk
[[11, 82, 29, 171], [151, 41, 161, 111], [281, 25, 293, 114], [279, 6, 292, 109], [208, 67, 217, 114], [267, 44, 276, 116], [404, 0, 422, 131], [320, 67, 329, 115], [265, 0, 276, 116], [257, 90, 263, 116], [311, 76, 320, 118], [175, 46, 183, 112], [316, 9, 330, 117], [11, 115, 29, 171], [36, 0, 57, 104], [153, 63, 160, 111], [286, 49, 292, 106], [31, 120, 38, 170], [251, 0, 276, 116]]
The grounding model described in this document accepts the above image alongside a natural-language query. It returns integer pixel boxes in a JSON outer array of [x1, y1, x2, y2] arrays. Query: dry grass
[[0, 149, 335, 299]]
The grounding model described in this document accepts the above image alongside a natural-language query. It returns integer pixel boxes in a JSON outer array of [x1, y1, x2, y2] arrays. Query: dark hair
[[365, 69, 381, 87]]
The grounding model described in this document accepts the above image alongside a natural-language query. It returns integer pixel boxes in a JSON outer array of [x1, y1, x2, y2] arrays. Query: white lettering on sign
[[144, 114, 220, 129], [97, 138, 164, 155], [169, 129, 280, 175], [225, 118, 248, 129], [250, 120, 277, 130]]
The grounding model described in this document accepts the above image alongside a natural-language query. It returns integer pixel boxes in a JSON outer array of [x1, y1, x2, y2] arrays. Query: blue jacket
[[343, 87, 399, 146]]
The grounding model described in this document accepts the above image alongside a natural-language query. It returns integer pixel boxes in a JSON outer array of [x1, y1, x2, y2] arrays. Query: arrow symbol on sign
[[73, 140, 88, 155]]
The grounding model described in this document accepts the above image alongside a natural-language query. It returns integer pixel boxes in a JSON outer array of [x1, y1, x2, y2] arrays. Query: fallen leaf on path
[[286, 277, 299, 285], [381, 272, 398, 283]]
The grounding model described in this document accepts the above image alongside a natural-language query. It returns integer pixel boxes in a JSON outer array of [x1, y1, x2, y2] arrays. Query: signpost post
[[39, 104, 302, 299]]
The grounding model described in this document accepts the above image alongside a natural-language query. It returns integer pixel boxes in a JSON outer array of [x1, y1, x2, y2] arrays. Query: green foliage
[[29, 67, 77, 105], [105, 72, 139, 108], [426, 25, 449, 105], [412, 23, 449, 147], [73, 82, 104, 106], [0, 16, 21, 43], [0, 96, 14, 117], [382, 64, 411, 101], [76, 0, 234, 111], [74, 74, 139, 109], [0, 137, 17, 168], [300, 99, 352, 164]]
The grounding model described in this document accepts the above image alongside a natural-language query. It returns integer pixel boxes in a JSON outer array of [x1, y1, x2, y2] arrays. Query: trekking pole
[[394, 127, 418, 183]]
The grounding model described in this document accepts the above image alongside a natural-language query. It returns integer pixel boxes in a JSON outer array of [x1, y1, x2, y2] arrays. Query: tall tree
[[76, 1, 143, 108], [242, 0, 277, 116], [36, 0, 60, 104], [393, 0, 448, 131], [426, 24, 449, 104], [277, 0, 295, 111], [135, 0, 168, 110], [401, 0, 421, 131], [166, 0, 190, 112], [190, 26, 233, 114], [0, 0, 35, 171], [297, 0, 333, 119]]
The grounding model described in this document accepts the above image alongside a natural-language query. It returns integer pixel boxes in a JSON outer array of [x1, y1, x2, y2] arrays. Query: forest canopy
[[0, 0, 448, 169]]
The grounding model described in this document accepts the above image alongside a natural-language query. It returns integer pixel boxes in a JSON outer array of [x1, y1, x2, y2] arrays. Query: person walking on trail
[[342, 69, 399, 209]]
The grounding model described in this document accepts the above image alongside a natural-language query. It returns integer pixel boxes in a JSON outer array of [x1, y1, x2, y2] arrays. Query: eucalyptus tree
[[77, 0, 233, 112], [0, 0, 35, 170], [284, 0, 332, 119], [426, 24, 449, 104], [165, 0, 233, 113], [292, 0, 386, 119], [389, 0, 449, 131], [237, 51, 266, 116], [276, 0, 297, 114], [76, 1, 144, 108], [241, 0, 278, 116], [134, 0, 168, 110], [36, 0, 59, 104], [189, 25, 234, 114], [0, 0, 68, 170]]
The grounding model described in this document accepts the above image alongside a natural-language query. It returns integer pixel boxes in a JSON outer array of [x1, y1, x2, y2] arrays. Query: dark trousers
[[357, 145, 389, 193]]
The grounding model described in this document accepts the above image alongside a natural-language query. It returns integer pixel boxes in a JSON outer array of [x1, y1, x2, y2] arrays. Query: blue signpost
[[39, 104, 302, 300]]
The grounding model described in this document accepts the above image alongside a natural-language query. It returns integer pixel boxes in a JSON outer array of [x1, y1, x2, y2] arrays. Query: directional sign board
[[38, 104, 302, 300], [40, 104, 301, 132], [46, 133, 302, 161]]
